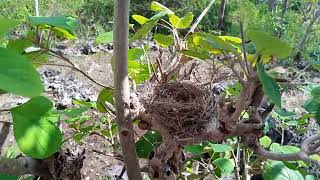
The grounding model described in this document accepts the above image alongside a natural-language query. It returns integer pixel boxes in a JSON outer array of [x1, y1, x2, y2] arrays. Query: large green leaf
[[11, 96, 62, 159], [153, 34, 174, 48], [95, 31, 113, 44], [136, 131, 162, 158], [97, 88, 114, 113], [0, 17, 20, 39], [263, 161, 304, 180], [184, 144, 205, 154], [150, 1, 174, 15], [257, 62, 281, 108], [0, 47, 43, 97], [169, 12, 194, 29], [0, 174, 18, 180], [212, 158, 235, 175], [311, 86, 320, 103], [193, 33, 237, 53], [129, 19, 158, 43], [209, 143, 233, 153], [247, 30, 292, 59], [132, 15, 149, 25], [29, 16, 77, 39]]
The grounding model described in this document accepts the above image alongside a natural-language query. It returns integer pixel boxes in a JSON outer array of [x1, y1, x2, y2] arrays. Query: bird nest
[[143, 81, 215, 138]]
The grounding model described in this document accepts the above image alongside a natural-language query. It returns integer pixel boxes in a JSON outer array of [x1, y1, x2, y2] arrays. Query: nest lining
[[143, 81, 216, 138]]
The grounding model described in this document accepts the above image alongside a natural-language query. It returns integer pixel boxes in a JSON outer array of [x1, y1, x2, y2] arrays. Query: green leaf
[[11, 96, 62, 159], [0, 47, 43, 97], [219, 36, 242, 44], [305, 175, 317, 180], [184, 144, 205, 154], [259, 136, 272, 148], [169, 12, 194, 29], [128, 48, 144, 61], [6, 39, 33, 54], [97, 88, 114, 113], [29, 16, 78, 35], [311, 86, 320, 103], [247, 30, 292, 59], [257, 62, 281, 108], [212, 158, 234, 175], [132, 15, 149, 25], [129, 19, 158, 43], [193, 33, 237, 53], [263, 161, 304, 180], [303, 100, 320, 113], [0, 174, 18, 180], [51, 27, 76, 39], [62, 107, 89, 118], [0, 17, 20, 39], [150, 1, 174, 14], [136, 131, 162, 158], [153, 34, 174, 48], [209, 143, 233, 153], [181, 50, 210, 60], [95, 31, 113, 44], [0, 89, 6, 94], [128, 60, 150, 84]]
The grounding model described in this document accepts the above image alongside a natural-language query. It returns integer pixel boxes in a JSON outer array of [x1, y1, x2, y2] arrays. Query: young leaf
[[128, 60, 150, 84], [136, 131, 162, 158], [257, 62, 281, 108], [95, 31, 113, 44], [132, 15, 149, 25], [11, 96, 62, 159], [129, 19, 158, 43], [150, 1, 174, 15], [153, 34, 174, 48], [0, 17, 20, 39], [169, 12, 194, 29], [247, 30, 292, 59], [97, 88, 114, 113], [0, 47, 43, 97], [212, 158, 235, 175], [184, 144, 205, 154]]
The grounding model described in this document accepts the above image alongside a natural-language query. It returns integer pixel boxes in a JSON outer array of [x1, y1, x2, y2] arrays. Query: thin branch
[[0, 122, 11, 154], [0, 109, 10, 114], [240, 21, 250, 73]]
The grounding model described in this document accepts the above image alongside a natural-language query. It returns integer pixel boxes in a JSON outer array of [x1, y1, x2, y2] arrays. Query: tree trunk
[[268, 0, 276, 13], [113, 0, 142, 179], [277, 0, 288, 37], [295, 7, 320, 59], [216, 0, 227, 31]]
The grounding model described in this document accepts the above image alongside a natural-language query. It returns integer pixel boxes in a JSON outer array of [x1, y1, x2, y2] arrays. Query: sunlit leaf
[[150, 1, 174, 14], [132, 15, 149, 25], [29, 16, 78, 34], [153, 34, 174, 48], [247, 30, 292, 59], [169, 12, 194, 29], [259, 136, 272, 148], [0, 47, 43, 97], [128, 60, 150, 84], [62, 107, 89, 118], [95, 31, 113, 44], [257, 62, 281, 108], [11, 96, 62, 159]]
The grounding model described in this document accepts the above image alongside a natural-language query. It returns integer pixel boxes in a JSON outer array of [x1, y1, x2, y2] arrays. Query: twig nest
[[143, 81, 213, 138]]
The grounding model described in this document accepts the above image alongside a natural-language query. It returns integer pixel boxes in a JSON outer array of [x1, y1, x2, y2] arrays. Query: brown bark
[[216, 0, 227, 30], [0, 122, 10, 154], [113, 0, 142, 179]]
